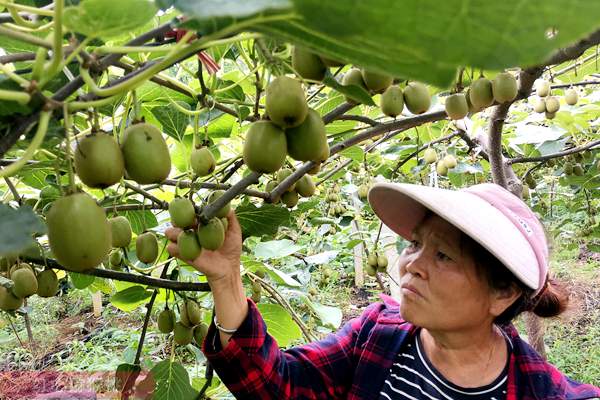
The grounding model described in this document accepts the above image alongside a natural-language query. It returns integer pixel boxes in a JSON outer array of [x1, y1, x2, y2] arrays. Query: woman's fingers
[[166, 242, 180, 258], [165, 227, 182, 242]]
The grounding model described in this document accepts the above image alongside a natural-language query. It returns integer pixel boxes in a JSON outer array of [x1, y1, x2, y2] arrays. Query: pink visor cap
[[368, 182, 549, 296]]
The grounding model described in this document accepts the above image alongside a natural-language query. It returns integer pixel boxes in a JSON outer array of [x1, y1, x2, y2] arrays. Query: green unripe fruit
[[181, 300, 202, 327], [403, 82, 431, 114], [320, 56, 344, 67], [251, 290, 261, 303], [177, 231, 202, 260], [193, 322, 209, 345], [157, 309, 175, 333], [190, 147, 216, 176], [296, 175, 316, 197], [361, 69, 393, 93], [136, 232, 158, 264], [197, 218, 225, 251], [545, 96, 560, 113], [565, 89, 578, 106], [444, 93, 468, 120], [265, 180, 281, 203], [377, 255, 388, 272], [109, 250, 122, 266], [282, 191, 299, 208], [465, 89, 481, 114], [11, 268, 37, 298], [525, 174, 536, 189], [255, 268, 266, 279], [9, 263, 33, 277], [522, 185, 530, 200], [536, 80, 551, 97], [365, 263, 377, 277], [292, 46, 326, 81], [0, 286, 23, 311], [208, 190, 231, 219], [492, 72, 518, 103], [546, 158, 556, 167], [169, 197, 196, 229], [545, 111, 556, 120], [367, 253, 378, 267], [564, 162, 573, 175], [469, 78, 494, 109], [423, 148, 438, 164], [341, 68, 368, 104], [74, 133, 124, 189], [436, 161, 448, 176], [442, 154, 457, 169], [276, 168, 296, 192], [121, 123, 171, 184], [285, 109, 329, 162], [308, 162, 321, 175], [265, 76, 308, 128], [243, 121, 287, 173], [221, 217, 229, 232], [173, 322, 193, 345], [36, 269, 58, 297], [251, 281, 261, 294], [47, 193, 111, 272], [533, 97, 546, 113], [573, 164, 585, 176], [358, 184, 369, 200], [380, 85, 404, 117], [109, 216, 132, 248]]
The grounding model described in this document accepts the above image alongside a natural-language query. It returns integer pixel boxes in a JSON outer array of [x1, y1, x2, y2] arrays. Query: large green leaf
[[236, 202, 291, 238], [159, 0, 291, 18], [254, 239, 303, 259], [150, 360, 197, 400], [151, 104, 190, 142], [257, 303, 302, 347], [110, 285, 152, 312], [0, 205, 46, 257], [69, 272, 96, 289]]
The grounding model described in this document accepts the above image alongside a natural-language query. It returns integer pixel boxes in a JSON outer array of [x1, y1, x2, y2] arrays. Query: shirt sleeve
[[202, 298, 381, 400]]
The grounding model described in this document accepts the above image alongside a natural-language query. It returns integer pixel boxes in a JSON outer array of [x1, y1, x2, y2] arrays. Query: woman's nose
[[403, 249, 428, 279]]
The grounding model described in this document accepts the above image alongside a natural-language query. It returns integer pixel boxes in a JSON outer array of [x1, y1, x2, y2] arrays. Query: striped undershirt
[[379, 327, 512, 400]]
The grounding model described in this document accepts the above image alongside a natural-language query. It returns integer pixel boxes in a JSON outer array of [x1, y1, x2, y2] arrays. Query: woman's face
[[398, 214, 508, 331]]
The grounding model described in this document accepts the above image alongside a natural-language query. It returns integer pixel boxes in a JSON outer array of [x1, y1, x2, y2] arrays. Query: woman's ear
[[489, 284, 522, 317]]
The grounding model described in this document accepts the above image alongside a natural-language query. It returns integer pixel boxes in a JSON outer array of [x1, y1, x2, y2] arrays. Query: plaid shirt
[[203, 294, 600, 400]]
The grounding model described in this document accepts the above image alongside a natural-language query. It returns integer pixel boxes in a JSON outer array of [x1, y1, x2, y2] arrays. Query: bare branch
[[507, 139, 600, 165]]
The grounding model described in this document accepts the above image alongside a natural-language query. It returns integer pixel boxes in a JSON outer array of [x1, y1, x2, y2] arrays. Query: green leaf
[[110, 286, 152, 312], [63, 0, 158, 38], [241, 257, 302, 287], [303, 297, 342, 329], [338, 146, 364, 163], [207, 114, 236, 138], [257, 303, 302, 347], [151, 104, 190, 142], [322, 73, 375, 106], [87, 277, 114, 295], [236, 202, 290, 238], [165, 0, 291, 18], [115, 204, 159, 235], [0, 205, 46, 257], [345, 239, 363, 250], [150, 360, 197, 400], [69, 272, 96, 290], [254, 239, 303, 259]]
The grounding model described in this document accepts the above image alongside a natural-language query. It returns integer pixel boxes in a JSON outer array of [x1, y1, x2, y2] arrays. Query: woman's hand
[[165, 210, 242, 285]]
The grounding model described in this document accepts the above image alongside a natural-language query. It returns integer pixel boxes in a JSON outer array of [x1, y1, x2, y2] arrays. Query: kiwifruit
[[545, 111, 556, 120], [221, 217, 229, 232], [0, 256, 17, 271], [423, 148, 438, 164], [436, 161, 448, 176], [265, 76, 308, 128], [564, 162, 574, 175], [157, 309, 175, 333], [121, 123, 171, 184], [168, 197, 196, 229], [265, 180, 281, 203], [361, 69, 393, 93], [180, 300, 202, 327], [545, 96, 560, 113], [109, 216, 132, 248], [469, 78, 494, 109], [243, 121, 287, 173], [341, 68, 368, 104], [380, 85, 404, 117], [40, 186, 60, 201], [367, 253, 378, 267], [308, 162, 321, 175], [47, 192, 111, 272], [522, 185, 530, 200], [254, 268, 266, 279], [444, 93, 468, 120], [190, 146, 216, 177], [565, 89, 578, 106], [403, 82, 431, 114], [251, 281, 261, 294], [492, 72, 518, 103], [377, 254, 388, 272], [136, 232, 158, 264], [295, 175, 316, 197], [442, 154, 458, 169], [177, 230, 202, 260], [285, 109, 329, 162], [251, 290, 261, 303], [525, 174, 537, 189], [281, 191, 299, 208], [532, 97, 546, 113], [9, 263, 33, 277], [292, 46, 326, 81], [276, 168, 296, 192], [0, 286, 23, 311], [365, 263, 377, 277], [36, 269, 58, 298], [207, 190, 231, 219], [536, 80, 551, 97], [11, 268, 37, 298], [173, 322, 193, 345], [320, 56, 344, 67], [197, 218, 225, 251], [74, 133, 124, 189], [109, 250, 122, 266], [193, 322, 209, 345], [465, 89, 481, 114], [546, 158, 556, 167], [573, 164, 585, 176], [357, 184, 369, 200]]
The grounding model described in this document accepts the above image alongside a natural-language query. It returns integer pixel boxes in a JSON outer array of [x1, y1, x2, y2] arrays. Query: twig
[[3, 176, 21, 204], [507, 139, 600, 164], [7, 315, 25, 348], [22, 298, 34, 344], [335, 114, 380, 126], [160, 178, 269, 200], [219, 159, 245, 183], [124, 181, 168, 208], [199, 171, 261, 222], [322, 102, 356, 124]]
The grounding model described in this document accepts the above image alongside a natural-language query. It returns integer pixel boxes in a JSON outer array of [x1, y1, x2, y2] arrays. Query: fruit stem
[[67, 93, 122, 111], [0, 110, 51, 178], [62, 103, 76, 193], [0, 89, 30, 104], [0, 25, 52, 49], [0, 63, 30, 87], [4, 0, 44, 29], [40, 0, 63, 85]]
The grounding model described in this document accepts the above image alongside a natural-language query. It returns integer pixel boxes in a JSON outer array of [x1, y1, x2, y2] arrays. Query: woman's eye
[[437, 251, 452, 261]]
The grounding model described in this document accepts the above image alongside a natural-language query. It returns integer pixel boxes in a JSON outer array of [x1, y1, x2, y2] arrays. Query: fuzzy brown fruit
[[194, 323, 209, 345], [265, 76, 308, 128], [36, 269, 58, 297], [536, 80, 551, 97], [295, 175, 316, 197], [276, 168, 296, 192], [545, 96, 560, 113], [181, 300, 202, 327], [0, 286, 23, 311], [341, 68, 367, 104], [564, 89, 578, 106], [423, 148, 438, 164], [282, 191, 299, 208], [243, 121, 287, 173], [121, 123, 171, 184], [74, 133, 124, 189], [532, 97, 546, 113], [207, 190, 231, 219]]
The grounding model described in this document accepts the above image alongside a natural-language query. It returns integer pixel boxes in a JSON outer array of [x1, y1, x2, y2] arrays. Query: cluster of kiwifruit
[[265, 168, 316, 209], [157, 299, 209, 346], [421, 147, 457, 177], [531, 80, 579, 120], [562, 152, 590, 177], [365, 249, 388, 277], [357, 181, 371, 201], [325, 184, 345, 217], [0, 258, 59, 311]]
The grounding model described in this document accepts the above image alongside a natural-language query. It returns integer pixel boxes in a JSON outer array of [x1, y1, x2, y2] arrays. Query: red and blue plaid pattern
[[203, 294, 600, 399]]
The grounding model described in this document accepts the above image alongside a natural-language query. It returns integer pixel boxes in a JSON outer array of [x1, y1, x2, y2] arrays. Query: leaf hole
[[545, 27, 558, 40]]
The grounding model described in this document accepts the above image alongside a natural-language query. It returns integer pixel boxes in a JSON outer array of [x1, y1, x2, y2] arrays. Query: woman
[[166, 182, 600, 399]]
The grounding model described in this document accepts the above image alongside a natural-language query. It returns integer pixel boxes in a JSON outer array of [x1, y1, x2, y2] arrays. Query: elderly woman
[[166, 182, 600, 399]]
